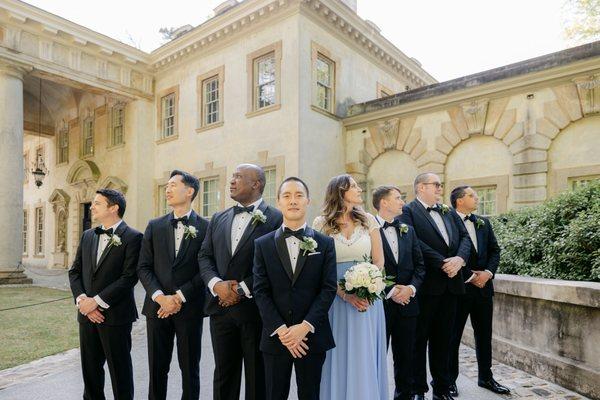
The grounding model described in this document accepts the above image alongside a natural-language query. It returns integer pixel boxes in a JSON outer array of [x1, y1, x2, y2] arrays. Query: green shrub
[[491, 181, 600, 282]]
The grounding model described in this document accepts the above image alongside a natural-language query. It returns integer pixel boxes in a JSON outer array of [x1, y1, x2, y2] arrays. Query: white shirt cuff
[[207, 277, 222, 297], [271, 324, 287, 337], [151, 290, 164, 302], [176, 290, 186, 303], [303, 320, 315, 333], [386, 286, 398, 300], [239, 281, 252, 298], [93, 295, 109, 309], [484, 270, 494, 278], [408, 285, 417, 297], [76, 294, 86, 306]]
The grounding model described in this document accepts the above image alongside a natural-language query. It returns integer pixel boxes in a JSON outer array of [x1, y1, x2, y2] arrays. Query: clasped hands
[[156, 294, 182, 318], [441, 256, 464, 278], [77, 295, 104, 324], [276, 322, 311, 358], [338, 289, 370, 312], [390, 285, 413, 305], [214, 280, 242, 308], [468, 270, 491, 288]]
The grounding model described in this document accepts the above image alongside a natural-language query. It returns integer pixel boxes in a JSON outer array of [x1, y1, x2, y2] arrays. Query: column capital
[[0, 58, 31, 81]]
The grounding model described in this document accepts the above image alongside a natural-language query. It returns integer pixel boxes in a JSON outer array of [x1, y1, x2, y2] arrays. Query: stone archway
[[98, 176, 128, 194], [48, 189, 70, 268]]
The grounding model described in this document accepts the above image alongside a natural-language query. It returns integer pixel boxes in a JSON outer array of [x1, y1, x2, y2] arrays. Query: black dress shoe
[[449, 383, 458, 397], [432, 394, 455, 400], [478, 378, 511, 394]]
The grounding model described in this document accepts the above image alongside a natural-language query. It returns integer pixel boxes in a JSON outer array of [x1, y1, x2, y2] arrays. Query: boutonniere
[[250, 209, 267, 225], [439, 204, 450, 214], [299, 236, 318, 256], [184, 225, 197, 239], [108, 234, 122, 248], [475, 218, 485, 229], [398, 223, 409, 237]]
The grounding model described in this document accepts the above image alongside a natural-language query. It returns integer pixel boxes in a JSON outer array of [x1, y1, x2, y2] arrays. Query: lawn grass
[[0, 286, 79, 370]]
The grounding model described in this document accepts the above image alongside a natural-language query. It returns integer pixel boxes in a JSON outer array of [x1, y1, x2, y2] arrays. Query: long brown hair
[[321, 174, 369, 235]]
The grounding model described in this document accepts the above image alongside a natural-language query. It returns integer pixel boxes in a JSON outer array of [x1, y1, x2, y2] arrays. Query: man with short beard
[[199, 163, 282, 400]]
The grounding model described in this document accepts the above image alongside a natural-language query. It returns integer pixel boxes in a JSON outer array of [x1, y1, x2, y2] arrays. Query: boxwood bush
[[490, 180, 600, 282]]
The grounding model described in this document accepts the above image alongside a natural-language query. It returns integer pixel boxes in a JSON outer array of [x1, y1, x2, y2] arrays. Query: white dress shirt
[[417, 197, 450, 246], [271, 223, 315, 336], [208, 198, 264, 298], [151, 209, 192, 304], [455, 210, 493, 280], [76, 220, 123, 310], [375, 215, 416, 300]]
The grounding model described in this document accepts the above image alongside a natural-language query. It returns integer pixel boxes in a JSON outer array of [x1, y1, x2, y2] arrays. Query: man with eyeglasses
[[399, 173, 471, 400]]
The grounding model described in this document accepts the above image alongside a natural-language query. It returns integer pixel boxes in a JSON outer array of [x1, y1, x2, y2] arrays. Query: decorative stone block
[[543, 100, 570, 129], [552, 83, 583, 121], [535, 117, 560, 139], [396, 116, 416, 151], [460, 98, 489, 135], [447, 106, 469, 140], [483, 97, 509, 136], [513, 161, 548, 176], [416, 150, 447, 167], [403, 127, 421, 154], [441, 121, 461, 146], [434, 135, 453, 155], [509, 134, 551, 155], [513, 149, 547, 165], [513, 173, 547, 188], [493, 108, 516, 140], [573, 74, 600, 116], [513, 186, 547, 203], [409, 140, 427, 160], [502, 122, 524, 146]]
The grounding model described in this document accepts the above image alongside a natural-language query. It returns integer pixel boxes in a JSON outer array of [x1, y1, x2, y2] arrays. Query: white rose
[[345, 282, 354, 291], [368, 284, 377, 293]]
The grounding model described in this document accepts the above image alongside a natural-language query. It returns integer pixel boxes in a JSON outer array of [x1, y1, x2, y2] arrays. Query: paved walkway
[[0, 266, 590, 400]]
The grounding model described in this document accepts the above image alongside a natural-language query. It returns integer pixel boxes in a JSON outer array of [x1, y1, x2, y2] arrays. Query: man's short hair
[[96, 189, 126, 218], [372, 185, 402, 211], [450, 185, 470, 208], [277, 176, 310, 199], [413, 172, 434, 194], [170, 169, 200, 202]]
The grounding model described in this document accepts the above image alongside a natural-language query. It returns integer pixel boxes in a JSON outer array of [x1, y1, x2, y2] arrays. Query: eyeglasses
[[423, 182, 444, 189]]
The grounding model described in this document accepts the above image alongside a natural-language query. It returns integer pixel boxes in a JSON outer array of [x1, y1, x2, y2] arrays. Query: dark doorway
[[81, 202, 92, 233]]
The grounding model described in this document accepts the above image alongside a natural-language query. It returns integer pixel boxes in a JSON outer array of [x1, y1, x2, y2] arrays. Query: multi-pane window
[[201, 178, 220, 218], [58, 128, 68, 163], [158, 185, 169, 216], [203, 76, 220, 125], [161, 93, 176, 138], [111, 104, 125, 146], [35, 207, 44, 255], [475, 187, 497, 216], [22, 210, 28, 255], [570, 175, 600, 190], [82, 117, 94, 156], [263, 168, 277, 206], [315, 54, 334, 112], [254, 52, 276, 110]]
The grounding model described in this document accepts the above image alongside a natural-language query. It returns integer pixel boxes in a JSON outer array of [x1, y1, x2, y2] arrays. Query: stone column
[[0, 62, 32, 284]]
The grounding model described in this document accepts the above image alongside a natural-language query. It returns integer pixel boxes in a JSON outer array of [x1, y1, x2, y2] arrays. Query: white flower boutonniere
[[475, 218, 485, 229], [299, 236, 318, 256], [108, 234, 122, 248], [184, 225, 197, 239], [439, 204, 450, 214], [250, 209, 267, 225], [398, 223, 409, 237]]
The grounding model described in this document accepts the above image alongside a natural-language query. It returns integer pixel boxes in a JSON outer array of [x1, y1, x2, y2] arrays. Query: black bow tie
[[94, 227, 113, 236], [283, 227, 305, 240], [382, 220, 400, 229], [464, 214, 477, 223], [426, 205, 440, 213], [233, 205, 255, 215], [171, 216, 189, 227]]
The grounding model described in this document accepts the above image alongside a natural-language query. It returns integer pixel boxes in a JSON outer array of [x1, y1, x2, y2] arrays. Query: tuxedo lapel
[[274, 228, 293, 282], [223, 208, 234, 257], [91, 231, 99, 273], [475, 216, 484, 255], [233, 201, 267, 258], [166, 214, 176, 262], [174, 211, 197, 265], [414, 201, 447, 245], [379, 228, 398, 267], [96, 222, 127, 271], [441, 213, 454, 246], [292, 227, 312, 285]]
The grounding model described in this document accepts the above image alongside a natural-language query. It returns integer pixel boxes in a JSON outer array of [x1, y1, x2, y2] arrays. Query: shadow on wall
[[337, 97, 356, 117]]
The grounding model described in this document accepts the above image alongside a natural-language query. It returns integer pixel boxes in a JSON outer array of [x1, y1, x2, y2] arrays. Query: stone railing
[[462, 274, 600, 399]]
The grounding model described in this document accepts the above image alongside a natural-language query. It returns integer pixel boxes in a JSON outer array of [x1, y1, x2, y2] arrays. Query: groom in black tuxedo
[[199, 163, 282, 400], [448, 186, 510, 396], [137, 170, 209, 400], [399, 173, 471, 400], [372, 185, 425, 400], [69, 189, 142, 400], [253, 177, 337, 400]]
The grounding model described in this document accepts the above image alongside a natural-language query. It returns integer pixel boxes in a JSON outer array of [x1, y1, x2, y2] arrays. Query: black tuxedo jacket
[[69, 221, 142, 326], [399, 200, 471, 295], [137, 210, 209, 319], [380, 222, 426, 317], [253, 226, 337, 355], [199, 201, 283, 318], [451, 211, 500, 298]]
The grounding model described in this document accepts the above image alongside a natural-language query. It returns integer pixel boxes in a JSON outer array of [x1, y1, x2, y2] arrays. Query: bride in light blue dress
[[314, 174, 388, 400]]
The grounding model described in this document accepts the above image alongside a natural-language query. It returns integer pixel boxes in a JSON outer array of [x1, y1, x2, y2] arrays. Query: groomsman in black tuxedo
[[399, 173, 471, 400], [137, 170, 209, 400], [253, 177, 337, 400], [448, 186, 510, 396], [372, 185, 425, 400], [68, 189, 142, 400], [199, 164, 282, 400]]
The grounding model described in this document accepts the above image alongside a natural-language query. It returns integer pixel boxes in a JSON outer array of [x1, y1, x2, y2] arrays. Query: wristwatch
[[236, 285, 246, 296]]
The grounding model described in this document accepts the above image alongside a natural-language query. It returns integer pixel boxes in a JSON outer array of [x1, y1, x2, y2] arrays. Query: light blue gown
[[315, 216, 388, 400]]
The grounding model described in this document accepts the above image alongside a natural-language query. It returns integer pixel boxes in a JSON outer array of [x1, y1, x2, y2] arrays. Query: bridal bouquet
[[339, 261, 394, 307]]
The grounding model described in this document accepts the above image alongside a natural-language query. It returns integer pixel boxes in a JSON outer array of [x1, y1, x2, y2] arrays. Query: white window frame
[[200, 177, 220, 218], [82, 117, 94, 156], [35, 207, 44, 256], [23, 209, 28, 255], [315, 53, 335, 112], [110, 103, 125, 146]]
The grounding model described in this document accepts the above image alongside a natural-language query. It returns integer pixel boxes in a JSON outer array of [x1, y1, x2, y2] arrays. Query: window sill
[[33, 254, 45, 259], [245, 104, 281, 119], [81, 154, 94, 160], [310, 105, 340, 121], [196, 121, 224, 133], [155, 134, 179, 145], [107, 143, 126, 151], [55, 161, 69, 167]]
